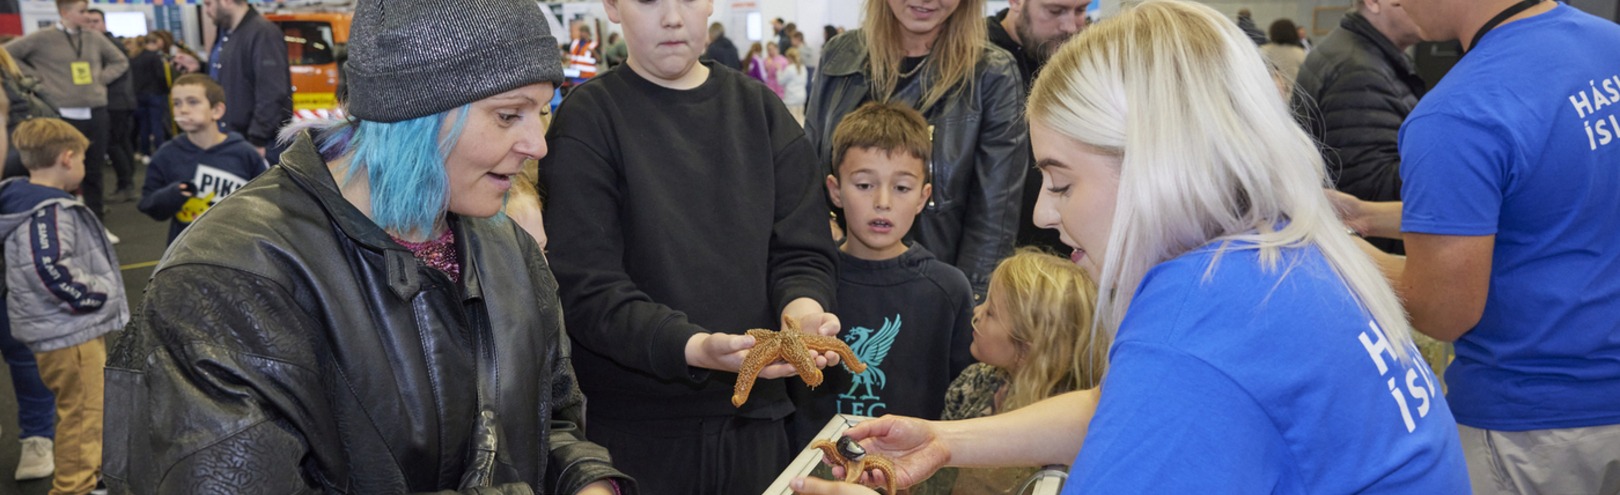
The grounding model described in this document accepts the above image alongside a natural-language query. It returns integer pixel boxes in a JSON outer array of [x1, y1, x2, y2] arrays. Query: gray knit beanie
[[345, 0, 565, 123]]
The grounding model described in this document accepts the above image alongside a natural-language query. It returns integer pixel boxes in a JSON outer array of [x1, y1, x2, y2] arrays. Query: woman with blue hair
[[100, 0, 634, 493]]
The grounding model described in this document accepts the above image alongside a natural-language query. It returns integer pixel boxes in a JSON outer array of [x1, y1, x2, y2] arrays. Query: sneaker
[[15, 436, 53, 480], [106, 231, 121, 245]]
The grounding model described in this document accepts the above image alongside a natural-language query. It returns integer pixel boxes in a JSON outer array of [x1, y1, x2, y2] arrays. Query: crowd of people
[[0, 0, 1611, 493]]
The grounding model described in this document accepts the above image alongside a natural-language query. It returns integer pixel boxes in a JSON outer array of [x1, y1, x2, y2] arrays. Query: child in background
[[944, 248, 1107, 421], [0, 118, 127, 495], [538, 0, 838, 491], [911, 247, 1107, 494], [137, 74, 266, 244], [778, 47, 808, 125], [789, 102, 975, 446]]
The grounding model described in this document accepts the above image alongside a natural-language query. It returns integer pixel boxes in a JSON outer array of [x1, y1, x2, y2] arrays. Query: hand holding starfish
[[731, 315, 868, 407]]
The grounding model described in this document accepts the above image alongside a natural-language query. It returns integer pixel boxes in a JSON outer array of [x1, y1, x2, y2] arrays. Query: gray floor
[[0, 163, 166, 495]]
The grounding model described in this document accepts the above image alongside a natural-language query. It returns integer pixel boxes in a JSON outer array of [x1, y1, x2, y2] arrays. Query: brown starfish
[[812, 437, 900, 495], [731, 316, 867, 407]]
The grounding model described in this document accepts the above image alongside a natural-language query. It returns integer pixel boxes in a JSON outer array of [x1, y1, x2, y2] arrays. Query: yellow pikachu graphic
[[176, 191, 217, 224]]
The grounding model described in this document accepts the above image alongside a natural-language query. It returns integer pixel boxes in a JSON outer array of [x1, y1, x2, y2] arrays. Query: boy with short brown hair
[[0, 117, 127, 495]]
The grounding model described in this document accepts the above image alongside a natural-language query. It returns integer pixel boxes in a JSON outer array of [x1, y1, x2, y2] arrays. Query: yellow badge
[[70, 61, 92, 85]]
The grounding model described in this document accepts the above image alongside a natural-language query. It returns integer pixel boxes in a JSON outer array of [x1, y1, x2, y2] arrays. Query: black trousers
[[107, 109, 137, 191], [588, 414, 793, 495], [65, 108, 110, 219]]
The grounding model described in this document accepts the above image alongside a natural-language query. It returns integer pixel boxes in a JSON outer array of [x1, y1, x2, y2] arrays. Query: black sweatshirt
[[540, 62, 837, 420], [788, 245, 975, 446]]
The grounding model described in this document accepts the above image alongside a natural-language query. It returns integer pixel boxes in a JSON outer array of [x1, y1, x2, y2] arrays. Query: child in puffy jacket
[[0, 117, 126, 495]]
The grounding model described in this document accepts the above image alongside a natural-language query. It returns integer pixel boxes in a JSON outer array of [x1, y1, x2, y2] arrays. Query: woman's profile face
[[441, 82, 554, 219], [1030, 122, 1119, 279], [886, 0, 962, 39]]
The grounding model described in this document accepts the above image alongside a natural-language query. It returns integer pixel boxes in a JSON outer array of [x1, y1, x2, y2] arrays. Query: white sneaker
[[106, 231, 120, 245], [15, 436, 53, 480]]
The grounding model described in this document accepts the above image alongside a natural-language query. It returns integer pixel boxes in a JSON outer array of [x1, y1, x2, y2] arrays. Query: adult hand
[[790, 477, 879, 495], [836, 416, 951, 488], [255, 145, 267, 157], [1325, 189, 1402, 239]]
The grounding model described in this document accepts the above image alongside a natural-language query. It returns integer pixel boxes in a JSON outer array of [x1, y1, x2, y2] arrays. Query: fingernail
[[791, 477, 805, 489]]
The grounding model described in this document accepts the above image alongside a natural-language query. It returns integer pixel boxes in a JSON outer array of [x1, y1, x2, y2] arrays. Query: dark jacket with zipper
[[1293, 12, 1426, 204], [805, 31, 1028, 298], [103, 132, 634, 495], [208, 7, 292, 148], [1291, 12, 1423, 254]]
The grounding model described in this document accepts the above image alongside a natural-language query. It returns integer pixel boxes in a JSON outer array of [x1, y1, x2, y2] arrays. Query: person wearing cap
[[100, 0, 634, 493]]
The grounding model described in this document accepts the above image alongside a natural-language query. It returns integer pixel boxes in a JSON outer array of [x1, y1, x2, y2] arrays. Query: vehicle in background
[[266, 11, 350, 122]]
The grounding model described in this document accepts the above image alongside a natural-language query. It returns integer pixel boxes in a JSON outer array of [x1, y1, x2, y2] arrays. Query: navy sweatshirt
[[788, 244, 977, 446], [138, 132, 266, 244]]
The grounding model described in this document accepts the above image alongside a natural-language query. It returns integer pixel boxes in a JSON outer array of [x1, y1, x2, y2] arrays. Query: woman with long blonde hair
[[804, 0, 1028, 300], [792, 1, 1469, 493]]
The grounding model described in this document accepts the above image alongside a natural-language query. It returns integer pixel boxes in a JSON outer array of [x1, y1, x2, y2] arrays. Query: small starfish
[[731, 316, 867, 407], [811, 436, 899, 495]]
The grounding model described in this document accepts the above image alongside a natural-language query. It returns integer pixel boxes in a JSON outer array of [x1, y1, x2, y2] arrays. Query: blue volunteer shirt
[[1065, 243, 1468, 493], [1398, 3, 1620, 431]]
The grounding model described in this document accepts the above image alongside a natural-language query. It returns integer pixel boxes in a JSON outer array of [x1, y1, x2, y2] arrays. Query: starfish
[[812, 436, 899, 495], [731, 316, 867, 407]]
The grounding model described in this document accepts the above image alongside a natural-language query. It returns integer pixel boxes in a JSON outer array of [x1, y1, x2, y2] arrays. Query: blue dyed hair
[[285, 106, 472, 240]]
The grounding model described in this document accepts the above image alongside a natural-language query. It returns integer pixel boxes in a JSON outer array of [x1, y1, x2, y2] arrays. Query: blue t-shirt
[[1398, 4, 1620, 431], [1065, 243, 1468, 493]]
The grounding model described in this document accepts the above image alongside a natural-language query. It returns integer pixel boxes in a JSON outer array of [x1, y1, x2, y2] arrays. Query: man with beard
[[202, 0, 290, 160], [987, 0, 1088, 252]]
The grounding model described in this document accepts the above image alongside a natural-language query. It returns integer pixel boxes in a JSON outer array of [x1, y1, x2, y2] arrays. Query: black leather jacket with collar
[[103, 133, 633, 494], [805, 31, 1028, 298]]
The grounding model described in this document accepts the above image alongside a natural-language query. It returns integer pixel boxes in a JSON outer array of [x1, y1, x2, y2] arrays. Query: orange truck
[[265, 11, 351, 121]]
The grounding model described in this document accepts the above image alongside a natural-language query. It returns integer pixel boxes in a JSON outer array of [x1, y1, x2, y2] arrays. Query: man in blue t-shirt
[[1334, 0, 1620, 492]]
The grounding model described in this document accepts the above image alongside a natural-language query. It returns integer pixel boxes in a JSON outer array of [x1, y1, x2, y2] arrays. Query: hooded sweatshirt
[[138, 131, 267, 244], [788, 244, 976, 446], [0, 178, 127, 352]]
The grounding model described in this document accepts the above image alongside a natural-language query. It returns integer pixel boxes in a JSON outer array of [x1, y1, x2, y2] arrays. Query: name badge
[[70, 61, 92, 85]]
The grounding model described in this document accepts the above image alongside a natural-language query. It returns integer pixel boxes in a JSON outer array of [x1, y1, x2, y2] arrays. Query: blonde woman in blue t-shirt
[[791, 1, 1470, 493]]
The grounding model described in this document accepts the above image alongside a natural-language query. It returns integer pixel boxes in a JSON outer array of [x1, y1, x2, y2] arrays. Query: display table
[[763, 415, 1067, 495]]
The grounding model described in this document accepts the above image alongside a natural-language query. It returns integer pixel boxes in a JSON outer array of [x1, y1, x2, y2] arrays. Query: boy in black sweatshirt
[[137, 74, 265, 244], [789, 102, 976, 446], [538, 0, 838, 491]]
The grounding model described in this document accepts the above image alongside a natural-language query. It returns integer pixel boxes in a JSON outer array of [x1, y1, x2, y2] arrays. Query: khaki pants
[[36, 336, 106, 495], [1459, 422, 1620, 495]]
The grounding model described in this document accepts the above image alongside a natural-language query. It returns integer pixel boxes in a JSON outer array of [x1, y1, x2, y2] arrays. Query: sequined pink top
[[393, 229, 461, 283]]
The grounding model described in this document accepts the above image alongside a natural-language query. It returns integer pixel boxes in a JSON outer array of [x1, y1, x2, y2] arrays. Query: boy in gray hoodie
[[0, 117, 126, 495]]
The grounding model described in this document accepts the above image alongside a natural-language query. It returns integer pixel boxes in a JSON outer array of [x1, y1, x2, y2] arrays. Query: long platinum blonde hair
[[1028, 0, 1415, 361]]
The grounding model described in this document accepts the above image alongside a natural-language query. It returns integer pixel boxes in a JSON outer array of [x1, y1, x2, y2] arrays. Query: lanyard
[[1467, 0, 1542, 55], [60, 27, 82, 59]]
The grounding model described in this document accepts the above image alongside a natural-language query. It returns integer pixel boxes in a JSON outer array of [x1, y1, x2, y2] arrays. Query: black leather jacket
[[104, 133, 634, 495], [1292, 12, 1426, 204], [805, 31, 1028, 297]]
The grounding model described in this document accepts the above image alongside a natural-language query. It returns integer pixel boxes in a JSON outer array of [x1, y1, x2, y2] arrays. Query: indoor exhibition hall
[[0, 0, 1616, 493]]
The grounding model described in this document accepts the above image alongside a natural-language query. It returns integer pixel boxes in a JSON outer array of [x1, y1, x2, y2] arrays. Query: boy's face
[[57, 1, 89, 30], [60, 149, 86, 191], [605, 0, 713, 84], [171, 85, 223, 134], [825, 147, 931, 261]]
